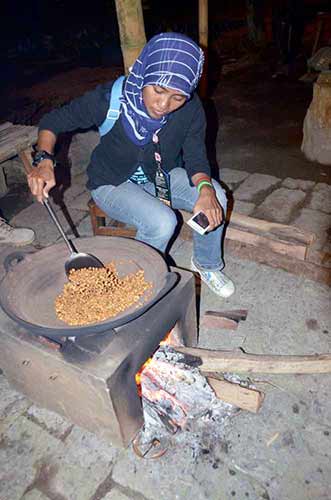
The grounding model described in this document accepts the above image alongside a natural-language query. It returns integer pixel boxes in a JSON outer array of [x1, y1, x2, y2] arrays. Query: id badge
[[155, 167, 171, 207]]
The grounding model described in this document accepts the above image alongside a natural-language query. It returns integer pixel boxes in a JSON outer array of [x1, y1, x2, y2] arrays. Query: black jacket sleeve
[[181, 94, 211, 180], [38, 82, 113, 136]]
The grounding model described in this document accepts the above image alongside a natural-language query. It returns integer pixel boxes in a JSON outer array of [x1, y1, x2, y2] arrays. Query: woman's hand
[[193, 185, 223, 231], [27, 160, 56, 203]]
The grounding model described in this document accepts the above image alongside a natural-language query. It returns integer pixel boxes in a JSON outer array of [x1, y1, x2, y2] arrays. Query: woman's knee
[[145, 209, 177, 239]]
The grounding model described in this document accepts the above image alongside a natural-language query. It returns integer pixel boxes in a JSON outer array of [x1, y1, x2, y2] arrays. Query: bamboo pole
[[198, 0, 208, 98], [114, 0, 147, 74]]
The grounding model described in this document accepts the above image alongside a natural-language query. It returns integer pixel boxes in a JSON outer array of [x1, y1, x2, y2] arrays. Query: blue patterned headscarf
[[120, 32, 204, 146]]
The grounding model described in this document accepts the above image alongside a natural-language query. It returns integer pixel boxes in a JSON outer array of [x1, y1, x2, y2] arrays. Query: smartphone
[[186, 211, 210, 235]]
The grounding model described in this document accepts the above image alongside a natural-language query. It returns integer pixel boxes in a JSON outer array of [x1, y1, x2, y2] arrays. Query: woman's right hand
[[27, 160, 56, 203]]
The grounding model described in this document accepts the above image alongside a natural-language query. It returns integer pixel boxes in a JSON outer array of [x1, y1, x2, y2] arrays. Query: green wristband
[[197, 180, 213, 193]]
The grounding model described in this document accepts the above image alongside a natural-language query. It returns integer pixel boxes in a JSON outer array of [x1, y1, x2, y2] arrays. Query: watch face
[[33, 150, 55, 166]]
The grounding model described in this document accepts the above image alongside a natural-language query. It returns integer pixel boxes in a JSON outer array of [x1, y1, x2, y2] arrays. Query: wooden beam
[[114, 0, 146, 74], [229, 212, 315, 246], [174, 346, 331, 374], [225, 239, 331, 286], [207, 376, 264, 413], [226, 226, 308, 261], [198, 0, 208, 99]]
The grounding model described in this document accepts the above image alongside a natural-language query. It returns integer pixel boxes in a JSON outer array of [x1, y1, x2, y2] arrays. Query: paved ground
[[0, 64, 331, 500]]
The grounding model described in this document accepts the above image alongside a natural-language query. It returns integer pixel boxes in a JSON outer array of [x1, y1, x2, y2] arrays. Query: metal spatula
[[43, 199, 104, 277]]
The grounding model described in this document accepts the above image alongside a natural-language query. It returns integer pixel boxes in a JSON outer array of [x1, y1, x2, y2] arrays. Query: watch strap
[[32, 149, 56, 167]]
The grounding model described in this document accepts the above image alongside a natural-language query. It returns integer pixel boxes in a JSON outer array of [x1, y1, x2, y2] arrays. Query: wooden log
[[201, 310, 248, 330], [225, 239, 331, 286], [207, 376, 264, 413], [114, 0, 146, 74], [180, 210, 315, 262], [174, 346, 331, 374], [301, 72, 331, 165], [201, 315, 238, 330], [227, 226, 310, 261], [198, 0, 208, 99], [229, 212, 315, 246]]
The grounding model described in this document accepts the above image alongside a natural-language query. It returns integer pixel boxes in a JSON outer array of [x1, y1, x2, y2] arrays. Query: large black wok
[[0, 236, 178, 339]]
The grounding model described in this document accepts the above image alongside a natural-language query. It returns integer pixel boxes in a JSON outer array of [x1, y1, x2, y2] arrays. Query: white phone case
[[186, 211, 210, 235]]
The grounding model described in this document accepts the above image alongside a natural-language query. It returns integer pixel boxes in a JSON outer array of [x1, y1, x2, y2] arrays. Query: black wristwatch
[[32, 149, 56, 167]]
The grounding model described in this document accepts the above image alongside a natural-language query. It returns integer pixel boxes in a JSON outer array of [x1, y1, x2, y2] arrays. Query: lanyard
[[152, 132, 171, 206]]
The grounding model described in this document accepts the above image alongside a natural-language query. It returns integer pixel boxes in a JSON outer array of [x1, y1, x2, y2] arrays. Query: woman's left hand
[[193, 185, 223, 231]]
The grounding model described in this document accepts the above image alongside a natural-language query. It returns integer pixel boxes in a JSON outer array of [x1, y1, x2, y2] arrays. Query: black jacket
[[39, 80, 211, 190]]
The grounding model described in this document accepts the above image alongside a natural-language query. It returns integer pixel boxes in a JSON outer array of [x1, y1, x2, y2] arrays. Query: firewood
[[229, 212, 315, 246], [226, 226, 309, 261], [201, 309, 248, 330], [174, 347, 331, 374], [201, 315, 238, 330], [207, 376, 264, 413]]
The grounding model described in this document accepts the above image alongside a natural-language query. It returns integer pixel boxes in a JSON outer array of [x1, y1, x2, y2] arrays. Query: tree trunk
[[198, 0, 208, 98], [302, 72, 331, 165], [246, 0, 265, 44], [114, 0, 146, 74]]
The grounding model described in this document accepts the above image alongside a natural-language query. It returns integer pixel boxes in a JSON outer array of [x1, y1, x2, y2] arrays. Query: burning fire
[[135, 329, 190, 431]]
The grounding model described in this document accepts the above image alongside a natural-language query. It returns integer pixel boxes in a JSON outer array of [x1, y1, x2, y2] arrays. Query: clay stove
[[0, 237, 197, 447]]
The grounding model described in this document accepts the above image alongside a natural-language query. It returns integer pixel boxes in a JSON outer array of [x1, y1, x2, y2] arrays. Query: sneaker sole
[[190, 260, 235, 298], [0, 236, 35, 247]]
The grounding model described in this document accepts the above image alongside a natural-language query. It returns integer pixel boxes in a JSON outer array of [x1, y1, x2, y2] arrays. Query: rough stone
[[254, 188, 306, 223], [282, 177, 315, 191], [11, 202, 86, 247], [75, 214, 94, 237], [67, 129, 99, 176], [26, 405, 73, 440], [293, 208, 330, 249], [62, 172, 89, 204], [68, 190, 91, 211], [0, 373, 31, 421], [48, 427, 120, 500], [3, 157, 27, 185], [232, 200, 255, 216], [0, 416, 63, 500], [233, 173, 281, 202], [308, 183, 331, 213], [21, 490, 49, 500], [101, 489, 132, 500], [219, 168, 250, 185]]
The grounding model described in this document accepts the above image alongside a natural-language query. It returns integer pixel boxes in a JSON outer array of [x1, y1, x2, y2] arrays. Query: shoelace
[[0, 218, 14, 233]]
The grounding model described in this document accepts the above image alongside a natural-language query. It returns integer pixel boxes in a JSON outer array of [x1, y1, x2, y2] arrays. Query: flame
[[135, 356, 153, 392]]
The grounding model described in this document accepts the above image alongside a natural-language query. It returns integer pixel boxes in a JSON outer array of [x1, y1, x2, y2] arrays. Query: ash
[[136, 345, 242, 454]]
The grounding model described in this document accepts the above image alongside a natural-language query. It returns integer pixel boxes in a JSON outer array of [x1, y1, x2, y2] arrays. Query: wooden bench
[[0, 122, 38, 194]]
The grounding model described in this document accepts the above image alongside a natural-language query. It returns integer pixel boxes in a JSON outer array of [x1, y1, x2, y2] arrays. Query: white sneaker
[[0, 218, 35, 246], [191, 258, 235, 298]]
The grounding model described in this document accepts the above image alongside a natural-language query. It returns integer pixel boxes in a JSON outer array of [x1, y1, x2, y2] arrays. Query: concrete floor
[[0, 60, 330, 500]]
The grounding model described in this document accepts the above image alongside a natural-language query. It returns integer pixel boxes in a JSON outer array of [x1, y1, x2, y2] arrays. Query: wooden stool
[[88, 199, 137, 238], [88, 199, 192, 240]]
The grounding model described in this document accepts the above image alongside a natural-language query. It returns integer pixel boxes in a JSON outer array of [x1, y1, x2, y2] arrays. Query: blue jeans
[[91, 167, 227, 271]]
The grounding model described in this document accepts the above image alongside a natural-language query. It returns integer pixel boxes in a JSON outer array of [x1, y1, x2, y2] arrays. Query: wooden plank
[[201, 315, 238, 330], [180, 210, 315, 261], [201, 310, 248, 330], [207, 376, 264, 413], [225, 239, 331, 286], [229, 212, 315, 246], [226, 226, 308, 261], [0, 122, 13, 133], [174, 346, 331, 374], [0, 125, 38, 163]]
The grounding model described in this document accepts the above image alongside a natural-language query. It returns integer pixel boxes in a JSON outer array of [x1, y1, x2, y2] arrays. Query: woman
[[28, 32, 234, 298]]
